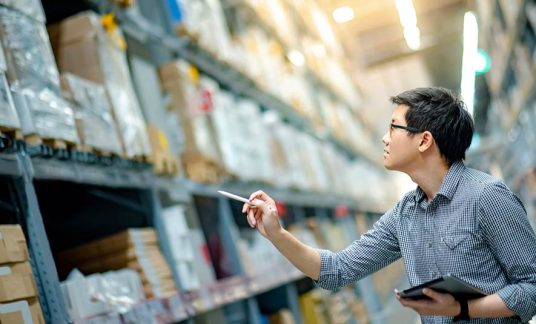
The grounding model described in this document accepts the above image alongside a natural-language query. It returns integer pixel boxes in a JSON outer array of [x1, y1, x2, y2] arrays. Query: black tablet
[[398, 274, 488, 300]]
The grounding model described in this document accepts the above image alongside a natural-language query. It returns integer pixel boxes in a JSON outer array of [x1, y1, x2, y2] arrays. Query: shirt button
[[427, 242, 432, 248]]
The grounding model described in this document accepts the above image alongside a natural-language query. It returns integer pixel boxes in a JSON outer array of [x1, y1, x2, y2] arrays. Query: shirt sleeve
[[479, 182, 536, 322], [315, 205, 402, 291]]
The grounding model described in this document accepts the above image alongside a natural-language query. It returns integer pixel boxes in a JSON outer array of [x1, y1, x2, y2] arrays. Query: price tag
[[275, 200, 287, 217], [335, 204, 349, 219]]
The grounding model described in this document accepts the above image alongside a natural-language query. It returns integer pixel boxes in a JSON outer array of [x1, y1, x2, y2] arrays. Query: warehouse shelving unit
[[1, 147, 398, 323], [0, 0, 412, 323], [85, 0, 379, 165], [476, 0, 536, 187], [473, 0, 536, 224]]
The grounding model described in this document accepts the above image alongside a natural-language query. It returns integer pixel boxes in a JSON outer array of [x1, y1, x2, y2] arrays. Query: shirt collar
[[413, 160, 465, 202]]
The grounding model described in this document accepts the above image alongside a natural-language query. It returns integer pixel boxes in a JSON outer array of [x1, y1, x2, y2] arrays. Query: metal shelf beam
[[31, 158, 154, 188]]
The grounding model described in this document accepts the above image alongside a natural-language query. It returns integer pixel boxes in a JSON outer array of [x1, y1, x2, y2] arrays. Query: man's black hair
[[390, 87, 474, 164]]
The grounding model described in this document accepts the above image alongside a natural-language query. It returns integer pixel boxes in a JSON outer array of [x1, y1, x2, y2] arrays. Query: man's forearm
[[468, 294, 516, 318], [268, 228, 321, 280]]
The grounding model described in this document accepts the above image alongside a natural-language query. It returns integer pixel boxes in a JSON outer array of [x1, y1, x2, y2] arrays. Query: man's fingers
[[421, 288, 441, 301], [249, 190, 265, 201], [247, 209, 256, 228], [254, 207, 263, 221], [249, 190, 275, 205]]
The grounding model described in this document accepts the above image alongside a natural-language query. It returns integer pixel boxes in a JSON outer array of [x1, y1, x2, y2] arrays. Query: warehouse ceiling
[[325, 0, 469, 91]]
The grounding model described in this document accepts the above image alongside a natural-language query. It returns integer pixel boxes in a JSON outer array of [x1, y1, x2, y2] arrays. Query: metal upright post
[[342, 213, 384, 324], [12, 152, 70, 323], [284, 283, 303, 324]]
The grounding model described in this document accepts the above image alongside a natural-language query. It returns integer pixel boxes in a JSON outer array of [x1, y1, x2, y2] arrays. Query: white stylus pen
[[217, 190, 254, 205]]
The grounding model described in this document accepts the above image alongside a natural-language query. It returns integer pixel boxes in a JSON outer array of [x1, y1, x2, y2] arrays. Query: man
[[242, 87, 536, 323]]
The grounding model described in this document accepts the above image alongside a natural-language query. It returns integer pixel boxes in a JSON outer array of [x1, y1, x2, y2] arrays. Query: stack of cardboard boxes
[[0, 0, 78, 144], [49, 12, 151, 159], [0, 225, 45, 324], [159, 61, 226, 183], [56, 228, 176, 299]]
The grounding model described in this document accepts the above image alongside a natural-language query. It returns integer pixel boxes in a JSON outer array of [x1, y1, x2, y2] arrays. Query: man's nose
[[382, 132, 390, 145]]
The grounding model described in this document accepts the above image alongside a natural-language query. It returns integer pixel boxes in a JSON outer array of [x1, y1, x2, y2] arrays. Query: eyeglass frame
[[389, 123, 421, 136]]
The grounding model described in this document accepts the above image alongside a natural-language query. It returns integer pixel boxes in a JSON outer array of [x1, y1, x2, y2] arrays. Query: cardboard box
[[27, 298, 45, 324], [56, 228, 158, 264], [56, 228, 176, 298], [0, 300, 32, 324], [0, 226, 28, 264], [51, 12, 151, 158], [0, 262, 37, 302]]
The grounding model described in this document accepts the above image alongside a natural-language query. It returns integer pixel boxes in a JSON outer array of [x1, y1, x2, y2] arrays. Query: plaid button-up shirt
[[316, 161, 536, 323]]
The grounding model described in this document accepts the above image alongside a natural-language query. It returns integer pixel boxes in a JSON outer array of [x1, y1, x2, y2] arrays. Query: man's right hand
[[242, 190, 282, 239]]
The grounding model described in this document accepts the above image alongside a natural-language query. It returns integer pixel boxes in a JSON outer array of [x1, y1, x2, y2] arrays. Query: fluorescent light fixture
[[287, 50, 305, 66], [395, 0, 421, 50], [333, 6, 354, 24], [461, 11, 478, 115], [403, 26, 421, 50]]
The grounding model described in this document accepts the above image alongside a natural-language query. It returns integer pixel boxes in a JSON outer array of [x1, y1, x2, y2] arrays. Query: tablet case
[[399, 274, 488, 300]]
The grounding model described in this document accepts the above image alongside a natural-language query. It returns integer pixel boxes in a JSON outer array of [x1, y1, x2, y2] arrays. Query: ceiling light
[[461, 11, 478, 116], [395, 0, 421, 51], [287, 50, 305, 67], [333, 6, 354, 24], [403, 26, 420, 50]]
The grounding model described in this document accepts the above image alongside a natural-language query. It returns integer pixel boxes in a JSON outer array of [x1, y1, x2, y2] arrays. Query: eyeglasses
[[389, 123, 421, 136]]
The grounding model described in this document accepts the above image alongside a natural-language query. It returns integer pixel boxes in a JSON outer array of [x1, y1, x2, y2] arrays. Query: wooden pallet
[[77, 144, 116, 158], [0, 125, 23, 141], [181, 152, 228, 184], [152, 152, 180, 176], [130, 154, 151, 164], [175, 24, 200, 43], [25, 134, 78, 150]]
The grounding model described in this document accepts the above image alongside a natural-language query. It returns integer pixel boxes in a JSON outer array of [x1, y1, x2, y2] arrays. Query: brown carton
[[0, 226, 28, 264], [0, 298, 44, 324], [0, 262, 37, 302]]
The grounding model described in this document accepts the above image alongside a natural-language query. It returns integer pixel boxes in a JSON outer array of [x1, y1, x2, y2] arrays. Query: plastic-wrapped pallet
[[0, 44, 19, 129], [260, 112, 292, 188], [60, 73, 122, 155], [0, 0, 45, 23], [159, 61, 226, 182], [50, 12, 150, 158], [0, 66, 18, 130], [211, 91, 241, 175], [174, 0, 233, 60], [0, 7, 78, 143], [274, 123, 310, 190], [161, 205, 201, 291], [61, 269, 144, 321], [236, 99, 274, 183], [212, 94, 274, 183]]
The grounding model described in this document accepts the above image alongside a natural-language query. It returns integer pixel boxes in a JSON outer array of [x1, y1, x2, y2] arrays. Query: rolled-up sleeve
[[315, 206, 401, 290], [479, 182, 536, 322]]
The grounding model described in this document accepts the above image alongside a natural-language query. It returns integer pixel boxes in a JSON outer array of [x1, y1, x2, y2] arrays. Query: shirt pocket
[[441, 234, 469, 250]]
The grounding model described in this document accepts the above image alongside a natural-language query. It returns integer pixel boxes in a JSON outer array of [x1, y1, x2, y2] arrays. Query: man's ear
[[418, 131, 434, 153]]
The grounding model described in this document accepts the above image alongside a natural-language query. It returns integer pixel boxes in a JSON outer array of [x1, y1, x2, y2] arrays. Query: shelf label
[[335, 204, 349, 219]]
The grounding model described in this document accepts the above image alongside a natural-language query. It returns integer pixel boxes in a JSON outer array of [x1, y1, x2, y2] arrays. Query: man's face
[[382, 105, 421, 171]]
